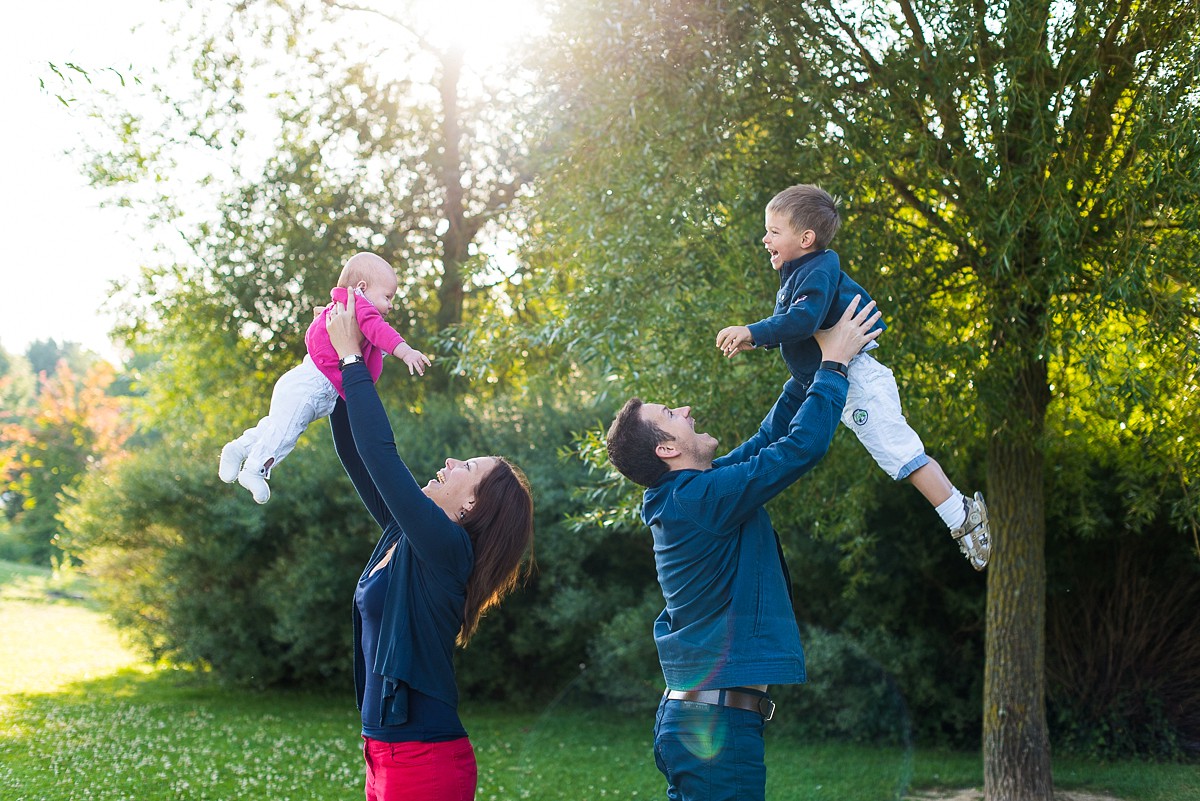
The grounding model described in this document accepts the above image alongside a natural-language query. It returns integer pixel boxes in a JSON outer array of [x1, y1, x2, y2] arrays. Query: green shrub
[[61, 390, 635, 697], [1046, 533, 1200, 760], [769, 627, 913, 746]]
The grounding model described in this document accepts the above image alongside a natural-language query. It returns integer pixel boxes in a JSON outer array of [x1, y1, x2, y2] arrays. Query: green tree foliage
[[527, 0, 1200, 783], [57, 0, 632, 702], [25, 339, 95, 379], [81, 0, 538, 413]]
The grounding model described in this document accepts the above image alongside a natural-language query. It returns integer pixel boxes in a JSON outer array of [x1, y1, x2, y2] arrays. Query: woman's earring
[[458, 510, 466, 522]]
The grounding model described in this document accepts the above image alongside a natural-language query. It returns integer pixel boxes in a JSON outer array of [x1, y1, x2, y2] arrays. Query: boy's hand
[[394, 343, 433, 376], [715, 326, 754, 358]]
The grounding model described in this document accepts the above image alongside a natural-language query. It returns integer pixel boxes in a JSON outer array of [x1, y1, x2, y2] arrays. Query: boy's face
[[357, 270, 399, 315], [762, 210, 814, 271]]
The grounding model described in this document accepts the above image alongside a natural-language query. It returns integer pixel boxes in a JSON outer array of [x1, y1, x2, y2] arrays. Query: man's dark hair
[[606, 397, 671, 488]]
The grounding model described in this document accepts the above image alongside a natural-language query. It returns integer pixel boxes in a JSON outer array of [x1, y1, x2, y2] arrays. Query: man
[[605, 298, 881, 801]]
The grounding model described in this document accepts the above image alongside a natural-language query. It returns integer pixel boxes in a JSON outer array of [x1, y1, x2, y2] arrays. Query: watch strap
[[819, 360, 848, 377]]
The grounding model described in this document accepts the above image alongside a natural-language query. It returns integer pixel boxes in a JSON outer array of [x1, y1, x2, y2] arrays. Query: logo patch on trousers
[[852, 409, 868, 426]]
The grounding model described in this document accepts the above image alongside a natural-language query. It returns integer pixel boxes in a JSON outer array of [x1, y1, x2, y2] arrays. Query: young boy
[[219, 252, 431, 503], [716, 184, 990, 569]]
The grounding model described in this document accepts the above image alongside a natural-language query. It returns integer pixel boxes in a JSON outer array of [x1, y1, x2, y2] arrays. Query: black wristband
[[338, 354, 364, 370], [819, 360, 848, 378]]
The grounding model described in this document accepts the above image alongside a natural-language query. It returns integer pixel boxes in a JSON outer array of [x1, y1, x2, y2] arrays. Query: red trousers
[[363, 736, 477, 801]]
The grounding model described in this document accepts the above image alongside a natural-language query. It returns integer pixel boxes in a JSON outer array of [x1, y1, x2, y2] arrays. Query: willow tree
[[531, 1, 1200, 798]]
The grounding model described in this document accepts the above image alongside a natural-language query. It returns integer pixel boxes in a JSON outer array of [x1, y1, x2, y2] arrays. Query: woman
[[326, 291, 534, 801]]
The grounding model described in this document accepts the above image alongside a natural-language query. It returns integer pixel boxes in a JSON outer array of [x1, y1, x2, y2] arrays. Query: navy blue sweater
[[333, 363, 473, 732], [746, 250, 887, 383]]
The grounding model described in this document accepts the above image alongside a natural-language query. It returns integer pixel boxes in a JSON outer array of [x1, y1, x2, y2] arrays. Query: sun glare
[[415, 0, 550, 62]]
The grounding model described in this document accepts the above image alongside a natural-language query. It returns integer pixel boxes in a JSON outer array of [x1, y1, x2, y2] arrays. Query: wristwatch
[[819, 360, 848, 377], [338, 354, 365, 370]]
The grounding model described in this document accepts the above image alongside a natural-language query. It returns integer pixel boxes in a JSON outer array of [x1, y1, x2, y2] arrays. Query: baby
[[219, 252, 430, 503]]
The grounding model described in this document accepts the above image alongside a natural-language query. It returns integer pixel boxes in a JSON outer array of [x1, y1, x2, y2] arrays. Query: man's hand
[[394, 343, 433, 376], [813, 295, 881, 365], [715, 325, 755, 358]]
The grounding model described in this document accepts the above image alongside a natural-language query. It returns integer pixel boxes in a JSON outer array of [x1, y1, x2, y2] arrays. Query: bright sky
[[1, 0, 170, 365], [1, 1, 547, 367]]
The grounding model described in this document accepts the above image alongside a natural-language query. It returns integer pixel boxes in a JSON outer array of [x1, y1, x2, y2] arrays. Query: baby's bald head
[[338, 252, 395, 289]]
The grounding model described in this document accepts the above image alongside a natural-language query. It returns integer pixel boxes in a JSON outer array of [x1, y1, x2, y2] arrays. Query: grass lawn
[[1, 560, 1194, 800]]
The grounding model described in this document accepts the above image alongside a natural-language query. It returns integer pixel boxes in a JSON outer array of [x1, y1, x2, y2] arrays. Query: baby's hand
[[715, 325, 754, 359], [394, 343, 433, 376]]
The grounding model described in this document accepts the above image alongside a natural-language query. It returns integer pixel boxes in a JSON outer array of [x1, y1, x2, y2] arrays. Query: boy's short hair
[[767, 184, 842, 250], [606, 398, 672, 488]]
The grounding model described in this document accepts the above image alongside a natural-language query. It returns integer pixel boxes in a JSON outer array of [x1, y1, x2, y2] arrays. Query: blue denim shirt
[[641, 371, 849, 690], [746, 250, 886, 384]]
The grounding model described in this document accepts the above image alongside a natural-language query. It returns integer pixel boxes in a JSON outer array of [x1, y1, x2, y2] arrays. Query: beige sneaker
[[951, 492, 990, 571]]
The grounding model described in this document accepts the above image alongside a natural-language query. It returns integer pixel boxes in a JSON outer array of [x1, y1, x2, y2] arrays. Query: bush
[[1046, 533, 1200, 759], [579, 589, 665, 711], [60, 388, 645, 698], [769, 626, 913, 746], [60, 432, 370, 686]]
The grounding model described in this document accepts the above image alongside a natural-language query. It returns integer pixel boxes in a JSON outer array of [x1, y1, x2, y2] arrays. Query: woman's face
[[423, 456, 498, 520]]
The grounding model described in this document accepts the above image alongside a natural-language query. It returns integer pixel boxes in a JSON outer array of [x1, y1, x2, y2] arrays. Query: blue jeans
[[653, 694, 767, 801]]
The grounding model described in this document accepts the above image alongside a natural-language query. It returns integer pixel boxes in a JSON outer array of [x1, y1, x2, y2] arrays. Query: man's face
[[640, 402, 719, 464]]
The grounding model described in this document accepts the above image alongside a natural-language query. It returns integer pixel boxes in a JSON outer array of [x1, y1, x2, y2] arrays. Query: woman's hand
[[326, 289, 365, 358]]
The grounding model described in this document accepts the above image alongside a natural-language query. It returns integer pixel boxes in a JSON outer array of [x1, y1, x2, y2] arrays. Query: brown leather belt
[[665, 689, 776, 721]]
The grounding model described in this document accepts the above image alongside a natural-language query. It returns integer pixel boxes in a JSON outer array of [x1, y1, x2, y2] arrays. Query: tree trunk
[[984, 337, 1054, 801], [985, 437, 1053, 800], [433, 45, 467, 397]]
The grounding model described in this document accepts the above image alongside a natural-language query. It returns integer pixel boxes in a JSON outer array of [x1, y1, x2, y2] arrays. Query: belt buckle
[[758, 697, 776, 721]]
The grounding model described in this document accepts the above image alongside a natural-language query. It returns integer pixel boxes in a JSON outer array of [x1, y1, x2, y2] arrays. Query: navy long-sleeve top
[[332, 362, 473, 737], [746, 250, 886, 383]]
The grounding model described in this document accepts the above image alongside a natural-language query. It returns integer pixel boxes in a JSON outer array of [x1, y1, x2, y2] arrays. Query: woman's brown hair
[[458, 457, 535, 645]]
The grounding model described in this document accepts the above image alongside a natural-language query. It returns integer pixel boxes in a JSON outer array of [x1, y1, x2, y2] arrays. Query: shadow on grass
[[1, 667, 362, 801], [0, 558, 100, 609], [2, 666, 928, 801]]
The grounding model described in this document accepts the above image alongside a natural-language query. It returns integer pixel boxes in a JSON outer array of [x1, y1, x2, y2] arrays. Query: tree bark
[[433, 45, 467, 397], [985, 437, 1053, 800], [984, 332, 1054, 801]]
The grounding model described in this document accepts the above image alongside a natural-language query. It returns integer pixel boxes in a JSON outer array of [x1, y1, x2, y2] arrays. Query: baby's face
[[357, 270, 399, 315]]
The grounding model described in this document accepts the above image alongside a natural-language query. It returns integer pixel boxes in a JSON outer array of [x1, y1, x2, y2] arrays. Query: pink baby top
[[306, 286, 406, 398]]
